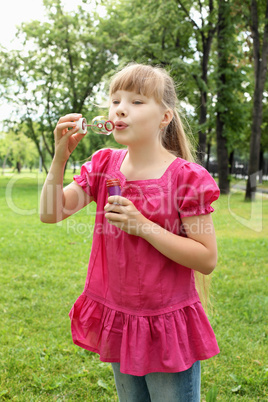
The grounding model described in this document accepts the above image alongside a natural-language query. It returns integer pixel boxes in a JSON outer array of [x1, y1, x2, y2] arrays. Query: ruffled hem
[[69, 293, 220, 376]]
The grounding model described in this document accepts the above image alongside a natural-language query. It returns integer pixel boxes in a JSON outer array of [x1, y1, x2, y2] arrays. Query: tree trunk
[[259, 147, 264, 183], [16, 161, 22, 173], [26, 118, 48, 174], [197, 95, 207, 165], [245, 90, 263, 200], [2, 147, 11, 174], [206, 140, 211, 171], [177, 1, 217, 166], [245, 0, 268, 200], [216, 0, 230, 194], [216, 116, 229, 194], [229, 150, 234, 175]]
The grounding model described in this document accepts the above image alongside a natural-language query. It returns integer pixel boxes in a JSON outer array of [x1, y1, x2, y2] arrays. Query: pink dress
[[69, 148, 220, 376]]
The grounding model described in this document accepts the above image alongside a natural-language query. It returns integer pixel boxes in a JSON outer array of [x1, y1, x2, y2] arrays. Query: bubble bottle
[[106, 179, 121, 211], [106, 179, 121, 197], [77, 116, 114, 135]]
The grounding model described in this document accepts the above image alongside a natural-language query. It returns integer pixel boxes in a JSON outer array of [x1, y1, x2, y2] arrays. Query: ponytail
[[162, 109, 196, 163], [162, 107, 210, 311]]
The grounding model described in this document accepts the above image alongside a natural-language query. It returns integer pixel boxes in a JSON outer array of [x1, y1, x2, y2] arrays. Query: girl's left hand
[[104, 196, 148, 236]]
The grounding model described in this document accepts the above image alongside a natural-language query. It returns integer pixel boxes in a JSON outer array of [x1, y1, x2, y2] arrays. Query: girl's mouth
[[115, 121, 128, 130]]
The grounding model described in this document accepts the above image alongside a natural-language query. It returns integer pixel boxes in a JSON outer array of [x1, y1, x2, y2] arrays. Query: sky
[[1, 1, 45, 50], [1, 0, 87, 50]]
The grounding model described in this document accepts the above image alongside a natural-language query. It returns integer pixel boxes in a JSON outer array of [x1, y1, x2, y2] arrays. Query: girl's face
[[109, 90, 167, 147]]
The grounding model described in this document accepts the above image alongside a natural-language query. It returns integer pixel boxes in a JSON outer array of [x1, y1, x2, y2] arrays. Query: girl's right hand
[[54, 113, 84, 163]]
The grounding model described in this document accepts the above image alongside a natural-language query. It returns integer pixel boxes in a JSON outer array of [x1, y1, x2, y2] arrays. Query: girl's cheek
[[108, 108, 114, 119]]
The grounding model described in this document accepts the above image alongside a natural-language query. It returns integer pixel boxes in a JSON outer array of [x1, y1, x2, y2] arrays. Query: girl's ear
[[160, 109, 173, 128]]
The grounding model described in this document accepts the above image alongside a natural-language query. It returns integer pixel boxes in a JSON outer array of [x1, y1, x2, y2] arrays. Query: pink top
[[69, 148, 220, 376]]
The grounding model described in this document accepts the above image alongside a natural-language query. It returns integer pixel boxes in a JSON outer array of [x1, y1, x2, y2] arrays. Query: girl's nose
[[116, 106, 127, 117]]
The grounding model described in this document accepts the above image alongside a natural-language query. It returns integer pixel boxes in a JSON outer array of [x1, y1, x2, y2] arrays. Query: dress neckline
[[116, 149, 180, 185]]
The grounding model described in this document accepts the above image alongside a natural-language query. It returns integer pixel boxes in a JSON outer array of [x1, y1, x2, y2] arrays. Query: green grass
[[0, 171, 267, 401]]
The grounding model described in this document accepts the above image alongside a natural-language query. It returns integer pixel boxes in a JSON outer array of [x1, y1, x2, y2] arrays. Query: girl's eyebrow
[[111, 93, 122, 99], [112, 90, 146, 97]]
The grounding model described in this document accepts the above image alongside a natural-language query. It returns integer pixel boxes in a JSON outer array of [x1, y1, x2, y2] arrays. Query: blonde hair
[[109, 63, 196, 162], [109, 63, 211, 310]]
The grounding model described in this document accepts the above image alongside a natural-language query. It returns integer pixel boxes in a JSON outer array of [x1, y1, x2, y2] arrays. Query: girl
[[40, 63, 220, 401]]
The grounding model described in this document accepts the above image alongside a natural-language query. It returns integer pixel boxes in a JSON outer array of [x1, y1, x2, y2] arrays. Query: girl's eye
[[133, 101, 143, 105], [112, 100, 120, 104]]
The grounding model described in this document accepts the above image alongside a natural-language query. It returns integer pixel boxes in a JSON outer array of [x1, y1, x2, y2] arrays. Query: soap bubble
[[81, 118, 87, 131], [90, 116, 114, 135]]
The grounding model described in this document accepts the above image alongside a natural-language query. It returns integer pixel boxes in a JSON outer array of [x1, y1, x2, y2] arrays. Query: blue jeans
[[111, 361, 201, 402]]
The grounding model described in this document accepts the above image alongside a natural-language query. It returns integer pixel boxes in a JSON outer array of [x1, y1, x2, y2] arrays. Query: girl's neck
[[120, 143, 176, 181], [126, 143, 171, 168]]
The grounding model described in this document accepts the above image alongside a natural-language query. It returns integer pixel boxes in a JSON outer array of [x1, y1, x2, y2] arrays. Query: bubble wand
[[77, 116, 114, 135]]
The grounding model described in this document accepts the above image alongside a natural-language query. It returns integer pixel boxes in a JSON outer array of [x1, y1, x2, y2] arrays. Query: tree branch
[[58, 5, 78, 109], [45, 79, 56, 150], [198, 0, 204, 29], [25, 115, 48, 173], [177, 0, 201, 31]]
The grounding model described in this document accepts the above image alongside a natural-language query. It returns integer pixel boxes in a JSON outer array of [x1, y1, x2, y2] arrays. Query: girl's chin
[[112, 133, 132, 146], [114, 139, 130, 146]]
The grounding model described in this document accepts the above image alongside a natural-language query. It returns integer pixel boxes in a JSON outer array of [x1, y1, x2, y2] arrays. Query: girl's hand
[[104, 196, 149, 236], [54, 113, 84, 163]]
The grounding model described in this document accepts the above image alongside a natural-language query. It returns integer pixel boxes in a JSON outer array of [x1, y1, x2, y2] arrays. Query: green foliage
[[0, 0, 116, 171], [99, 0, 197, 97], [213, 0, 252, 155], [0, 0, 267, 179], [97, 0, 259, 160], [0, 131, 39, 171]]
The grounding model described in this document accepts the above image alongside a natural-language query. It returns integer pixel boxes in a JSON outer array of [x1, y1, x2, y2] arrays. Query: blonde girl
[[40, 63, 220, 401]]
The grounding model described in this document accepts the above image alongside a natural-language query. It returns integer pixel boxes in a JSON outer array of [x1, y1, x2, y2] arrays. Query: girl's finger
[[71, 132, 87, 141], [64, 125, 81, 137], [105, 212, 124, 223], [104, 203, 122, 213], [107, 196, 131, 206], [56, 121, 78, 132], [54, 122, 78, 140], [58, 113, 82, 123]]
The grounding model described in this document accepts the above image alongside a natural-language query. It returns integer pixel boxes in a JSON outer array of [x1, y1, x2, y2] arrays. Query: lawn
[[0, 170, 267, 401]]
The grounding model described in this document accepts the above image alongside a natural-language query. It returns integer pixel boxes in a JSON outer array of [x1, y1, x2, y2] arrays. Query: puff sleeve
[[177, 162, 220, 218], [73, 148, 112, 202]]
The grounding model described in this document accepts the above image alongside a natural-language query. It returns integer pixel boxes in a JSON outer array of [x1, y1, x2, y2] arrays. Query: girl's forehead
[[111, 90, 148, 98], [109, 71, 164, 102]]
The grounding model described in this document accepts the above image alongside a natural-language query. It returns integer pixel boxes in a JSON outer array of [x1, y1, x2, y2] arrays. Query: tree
[[98, 0, 221, 164], [0, 131, 39, 173], [245, 0, 268, 200], [176, 0, 218, 165], [215, 0, 249, 194], [99, 0, 253, 173], [216, 0, 230, 194], [0, 0, 115, 173]]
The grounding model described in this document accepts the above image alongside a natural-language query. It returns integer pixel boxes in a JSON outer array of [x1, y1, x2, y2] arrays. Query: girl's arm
[[104, 197, 217, 275], [40, 113, 93, 223], [140, 214, 217, 275], [40, 161, 92, 223]]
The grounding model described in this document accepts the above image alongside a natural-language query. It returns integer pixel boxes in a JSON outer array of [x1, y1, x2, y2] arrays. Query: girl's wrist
[[138, 217, 162, 239], [52, 154, 68, 168]]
